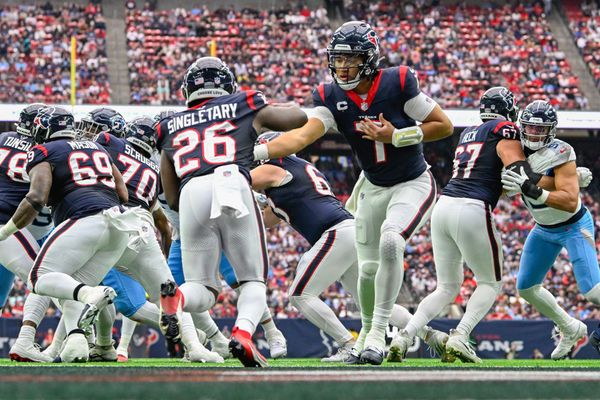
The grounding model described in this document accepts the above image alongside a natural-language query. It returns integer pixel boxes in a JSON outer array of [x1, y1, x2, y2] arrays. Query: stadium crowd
[[566, 0, 600, 89], [0, 2, 109, 105], [125, 0, 588, 109]]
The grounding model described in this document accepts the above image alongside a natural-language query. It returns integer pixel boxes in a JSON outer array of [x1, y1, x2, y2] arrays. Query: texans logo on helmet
[[367, 31, 378, 47], [33, 108, 53, 128]]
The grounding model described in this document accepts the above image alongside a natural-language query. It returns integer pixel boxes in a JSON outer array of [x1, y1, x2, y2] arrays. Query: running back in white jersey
[[522, 139, 581, 226]]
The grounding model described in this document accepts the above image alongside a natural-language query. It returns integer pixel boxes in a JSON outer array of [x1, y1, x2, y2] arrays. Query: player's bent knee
[[584, 283, 600, 305], [436, 282, 462, 301], [359, 261, 378, 277], [478, 280, 502, 293], [517, 284, 541, 300], [379, 230, 406, 262], [290, 294, 311, 310]]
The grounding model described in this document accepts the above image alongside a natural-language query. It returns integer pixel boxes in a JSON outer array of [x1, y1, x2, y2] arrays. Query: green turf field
[[1, 358, 599, 400]]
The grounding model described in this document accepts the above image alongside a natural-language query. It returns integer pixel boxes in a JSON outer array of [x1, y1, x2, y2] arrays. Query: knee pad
[[584, 283, 600, 305], [359, 261, 378, 278], [379, 229, 406, 262]]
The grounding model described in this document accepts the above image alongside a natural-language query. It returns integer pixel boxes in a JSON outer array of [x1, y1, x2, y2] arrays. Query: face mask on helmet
[[16, 103, 47, 136], [327, 21, 380, 91], [31, 106, 76, 145], [519, 100, 557, 151], [125, 117, 157, 156], [479, 86, 518, 123], [75, 108, 126, 140], [181, 57, 237, 105]]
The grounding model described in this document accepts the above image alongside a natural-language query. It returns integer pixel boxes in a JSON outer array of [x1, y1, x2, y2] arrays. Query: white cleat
[[445, 329, 482, 364], [321, 343, 353, 363], [183, 343, 225, 364], [551, 320, 587, 360], [89, 340, 118, 362], [267, 330, 287, 359], [424, 327, 454, 363], [210, 338, 233, 359], [77, 286, 117, 333], [387, 330, 411, 363], [57, 333, 89, 363], [9, 341, 53, 363]]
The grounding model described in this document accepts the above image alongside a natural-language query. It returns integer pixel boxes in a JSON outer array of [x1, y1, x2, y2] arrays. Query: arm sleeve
[[305, 106, 337, 132], [404, 92, 437, 122]]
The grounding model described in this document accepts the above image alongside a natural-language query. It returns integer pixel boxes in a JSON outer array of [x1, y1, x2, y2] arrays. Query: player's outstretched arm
[[255, 118, 326, 161], [253, 103, 308, 133], [0, 162, 52, 240], [112, 163, 128, 204], [152, 205, 172, 256], [420, 104, 454, 142], [160, 151, 180, 211]]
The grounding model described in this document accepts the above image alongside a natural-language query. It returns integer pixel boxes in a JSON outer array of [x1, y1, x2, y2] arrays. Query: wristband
[[0, 219, 18, 240], [253, 143, 269, 161], [538, 189, 550, 203], [392, 126, 423, 147]]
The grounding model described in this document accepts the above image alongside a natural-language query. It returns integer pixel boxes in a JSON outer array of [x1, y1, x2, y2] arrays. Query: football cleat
[[77, 286, 117, 333], [210, 336, 233, 359], [424, 327, 454, 363], [344, 348, 366, 365], [445, 329, 482, 363], [387, 330, 411, 363], [89, 340, 118, 362], [266, 329, 287, 359], [159, 280, 183, 344], [117, 353, 129, 362], [551, 320, 587, 360], [321, 343, 353, 363], [56, 332, 89, 363], [229, 327, 268, 367], [183, 343, 225, 364], [588, 326, 600, 355], [359, 345, 384, 365], [9, 341, 52, 363]]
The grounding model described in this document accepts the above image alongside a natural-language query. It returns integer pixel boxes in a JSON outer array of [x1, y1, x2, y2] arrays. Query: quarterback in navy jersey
[[254, 21, 453, 364], [158, 56, 306, 367], [388, 87, 543, 364], [0, 105, 141, 363], [251, 132, 448, 363]]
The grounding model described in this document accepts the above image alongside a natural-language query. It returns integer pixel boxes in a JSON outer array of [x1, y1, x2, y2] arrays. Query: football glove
[[392, 126, 423, 148], [501, 167, 549, 202], [253, 191, 268, 210], [577, 167, 593, 188]]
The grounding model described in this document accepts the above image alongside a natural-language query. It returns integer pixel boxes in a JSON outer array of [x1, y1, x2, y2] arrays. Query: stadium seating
[[565, 0, 600, 90]]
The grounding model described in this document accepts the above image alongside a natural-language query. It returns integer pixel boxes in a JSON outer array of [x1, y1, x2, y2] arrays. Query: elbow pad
[[505, 160, 542, 184]]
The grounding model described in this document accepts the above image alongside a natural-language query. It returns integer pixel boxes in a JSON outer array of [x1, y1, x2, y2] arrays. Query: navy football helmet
[[253, 131, 284, 167], [519, 100, 558, 151], [327, 21, 380, 90], [31, 106, 76, 144], [153, 109, 177, 127], [16, 103, 47, 136], [181, 57, 237, 106], [76, 107, 126, 139], [125, 116, 157, 156], [479, 87, 518, 123]]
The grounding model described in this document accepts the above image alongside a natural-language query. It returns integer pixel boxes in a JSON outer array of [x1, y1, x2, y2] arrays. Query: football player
[[0, 104, 55, 362], [387, 87, 540, 363], [76, 107, 126, 140], [502, 100, 599, 359], [0, 106, 143, 362], [252, 132, 448, 363], [253, 21, 453, 364], [157, 57, 307, 367]]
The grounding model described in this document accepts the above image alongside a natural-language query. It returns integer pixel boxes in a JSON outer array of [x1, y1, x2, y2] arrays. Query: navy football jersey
[[96, 133, 160, 211], [264, 156, 353, 246], [26, 139, 120, 225], [0, 131, 32, 224], [157, 91, 267, 188], [313, 67, 428, 187], [443, 120, 521, 207]]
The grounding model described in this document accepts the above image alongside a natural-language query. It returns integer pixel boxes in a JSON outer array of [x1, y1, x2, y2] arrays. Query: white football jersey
[[524, 139, 580, 226], [25, 206, 54, 241]]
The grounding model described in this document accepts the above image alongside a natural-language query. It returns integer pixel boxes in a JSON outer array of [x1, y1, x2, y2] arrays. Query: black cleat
[[360, 345, 384, 365]]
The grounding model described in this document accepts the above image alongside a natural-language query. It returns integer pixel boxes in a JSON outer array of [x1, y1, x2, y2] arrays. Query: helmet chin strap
[[335, 71, 363, 91]]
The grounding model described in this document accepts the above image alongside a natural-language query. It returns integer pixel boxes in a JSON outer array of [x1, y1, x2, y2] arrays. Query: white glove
[[501, 169, 523, 194], [253, 191, 268, 210], [502, 167, 549, 202], [577, 167, 592, 188], [392, 126, 423, 148]]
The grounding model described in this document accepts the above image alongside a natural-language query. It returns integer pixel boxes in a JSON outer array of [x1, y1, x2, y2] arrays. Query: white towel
[[210, 165, 249, 220], [345, 172, 366, 216], [103, 206, 152, 252]]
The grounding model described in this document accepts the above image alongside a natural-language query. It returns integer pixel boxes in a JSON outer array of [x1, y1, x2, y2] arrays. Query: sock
[[235, 281, 266, 334], [390, 304, 427, 341], [51, 316, 67, 349], [404, 282, 460, 338], [59, 299, 85, 333], [34, 272, 82, 300], [357, 261, 377, 351], [456, 281, 501, 336], [519, 284, 573, 330], [96, 304, 115, 346], [117, 316, 137, 355], [191, 311, 220, 338], [22, 294, 50, 328], [584, 283, 600, 305], [180, 281, 216, 313], [290, 294, 353, 346], [181, 312, 201, 350], [17, 325, 35, 343], [129, 302, 160, 329]]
